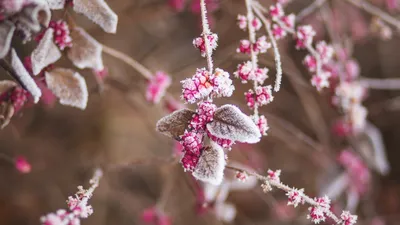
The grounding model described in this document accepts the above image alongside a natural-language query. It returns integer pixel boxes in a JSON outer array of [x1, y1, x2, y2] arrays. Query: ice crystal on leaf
[[31, 28, 61, 75], [193, 141, 226, 185]]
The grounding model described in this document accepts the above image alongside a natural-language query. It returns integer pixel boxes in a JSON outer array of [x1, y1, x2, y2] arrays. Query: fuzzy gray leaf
[[45, 68, 88, 109], [17, 2, 51, 33], [10, 49, 42, 103], [73, 0, 118, 33], [0, 80, 17, 95], [31, 28, 61, 75], [156, 109, 195, 139], [193, 141, 226, 185], [46, 0, 66, 9], [67, 27, 104, 70], [207, 105, 261, 143], [0, 21, 15, 59]]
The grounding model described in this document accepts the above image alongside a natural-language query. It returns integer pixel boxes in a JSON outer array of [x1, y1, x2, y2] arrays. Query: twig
[[296, 0, 327, 22], [200, 0, 214, 73], [345, 0, 400, 30], [360, 77, 400, 90]]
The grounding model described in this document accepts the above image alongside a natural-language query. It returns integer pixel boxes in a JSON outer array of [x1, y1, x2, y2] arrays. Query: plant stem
[[200, 0, 214, 74]]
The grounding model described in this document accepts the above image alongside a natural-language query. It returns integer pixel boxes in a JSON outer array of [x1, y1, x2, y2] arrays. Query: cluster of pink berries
[[0, 86, 30, 113], [35, 20, 73, 50], [267, 3, 335, 91], [235, 8, 271, 136], [181, 68, 234, 104], [40, 169, 102, 225], [146, 71, 172, 104]]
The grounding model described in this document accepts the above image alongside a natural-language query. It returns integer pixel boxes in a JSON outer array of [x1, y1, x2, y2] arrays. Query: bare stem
[[200, 0, 214, 74], [102, 44, 153, 80], [245, 0, 259, 117], [296, 0, 327, 22], [360, 78, 400, 90], [252, 6, 283, 92], [345, 0, 400, 30]]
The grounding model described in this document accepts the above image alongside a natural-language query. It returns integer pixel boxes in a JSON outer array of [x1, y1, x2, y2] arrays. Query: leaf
[[31, 28, 61, 75], [46, 0, 66, 9], [193, 141, 226, 185], [17, 2, 51, 33], [0, 80, 17, 95], [73, 0, 118, 33], [45, 68, 88, 109], [67, 27, 104, 70], [10, 49, 42, 103], [207, 104, 261, 143], [156, 109, 195, 139], [0, 21, 15, 59]]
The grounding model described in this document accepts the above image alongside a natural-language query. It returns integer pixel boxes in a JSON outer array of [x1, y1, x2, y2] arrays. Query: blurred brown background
[[1, 0, 400, 224]]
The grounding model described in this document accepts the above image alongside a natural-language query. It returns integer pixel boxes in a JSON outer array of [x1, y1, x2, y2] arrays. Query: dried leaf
[[17, 2, 51, 33], [46, 0, 66, 9], [45, 68, 88, 109], [156, 109, 195, 139], [193, 141, 226, 185], [0, 80, 17, 95], [10, 49, 42, 103], [67, 27, 104, 70], [73, 0, 118, 33], [207, 105, 261, 143], [0, 21, 15, 59], [31, 28, 61, 75]]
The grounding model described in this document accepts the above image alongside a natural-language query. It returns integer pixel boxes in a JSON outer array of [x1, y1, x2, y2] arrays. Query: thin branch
[[252, 6, 283, 92], [102, 44, 153, 80], [200, 0, 214, 73], [345, 0, 400, 30], [360, 78, 400, 90], [296, 0, 328, 22]]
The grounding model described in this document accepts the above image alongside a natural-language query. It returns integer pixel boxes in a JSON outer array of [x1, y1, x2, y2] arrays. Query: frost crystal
[[31, 28, 62, 75], [193, 141, 226, 185]]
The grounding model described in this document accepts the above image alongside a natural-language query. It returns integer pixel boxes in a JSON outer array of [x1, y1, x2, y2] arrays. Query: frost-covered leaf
[[31, 28, 61, 75], [46, 0, 66, 9], [45, 68, 88, 109], [0, 21, 15, 59], [10, 49, 42, 103], [67, 27, 104, 70], [17, 2, 51, 32], [0, 81, 17, 95], [73, 0, 118, 33], [207, 105, 261, 143], [156, 109, 195, 139], [193, 141, 226, 185]]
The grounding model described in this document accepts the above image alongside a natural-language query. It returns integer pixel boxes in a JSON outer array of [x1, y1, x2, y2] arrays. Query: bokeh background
[[1, 0, 400, 224]]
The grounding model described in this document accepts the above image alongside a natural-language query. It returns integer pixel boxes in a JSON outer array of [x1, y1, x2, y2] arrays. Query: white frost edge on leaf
[[207, 104, 261, 144], [31, 28, 61, 75], [73, 0, 118, 33], [193, 141, 226, 185], [45, 0, 66, 9], [10, 49, 42, 103], [45, 69, 88, 110]]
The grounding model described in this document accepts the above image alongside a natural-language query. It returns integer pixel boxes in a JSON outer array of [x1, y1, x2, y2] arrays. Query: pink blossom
[[146, 71, 172, 104], [311, 72, 331, 91], [251, 18, 262, 31], [245, 90, 256, 109], [281, 14, 295, 29], [345, 60, 360, 80], [15, 156, 31, 174], [181, 68, 212, 103], [254, 68, 269, 84], [341, 211, 358, 225], [295, 25, 316, 49], [181, 131, 203, 154], [272, 24, 286, 39], [267, 169, 281, 182], [237, 15, 247, 30], [234, 61, 253, 83], [36, 20, 72, 50], [237, 39, 252, 54], [332, 119, 352, 137], [316, 41, 334, 64], [338, 150, 370, 194], [9, 87, 30, 113], [235, 171, 248, 182], [193, 33, 218, 57], [210, 68, 234, 98], [181, 150, 201, 172], [269, 3, 284, 21], [286, 188, 305, 207], [303, 55, 317, 72], [255, 85, 274, 106], [253, 36, 271, 54], [252, 115, 269, 136], [93, 67, 109, 80], [307, 196, 331, 224]]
